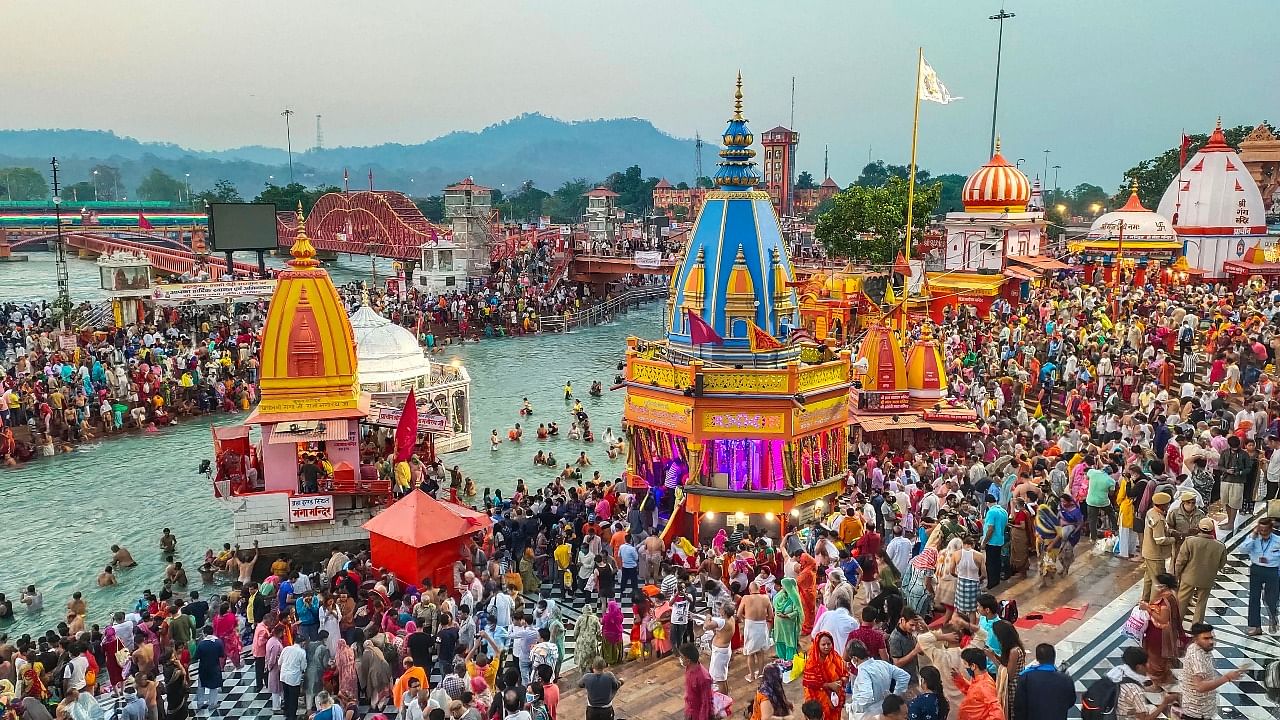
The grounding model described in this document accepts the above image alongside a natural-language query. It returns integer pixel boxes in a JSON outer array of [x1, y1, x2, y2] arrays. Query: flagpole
[[902, 46, 924, 334]]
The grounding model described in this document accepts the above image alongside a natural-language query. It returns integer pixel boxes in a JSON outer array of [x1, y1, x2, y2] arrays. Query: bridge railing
[[537, 284, 667, 333]]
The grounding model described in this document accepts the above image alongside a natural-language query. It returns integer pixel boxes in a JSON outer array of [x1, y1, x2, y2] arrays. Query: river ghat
[[0, 252, 660, 636]]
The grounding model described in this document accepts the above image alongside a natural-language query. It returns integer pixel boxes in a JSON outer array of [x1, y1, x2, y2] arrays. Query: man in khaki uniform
[[1173, 518, 1228, 623], [1142, 491, 1175, 602], [1165, 491, 1206, 564]]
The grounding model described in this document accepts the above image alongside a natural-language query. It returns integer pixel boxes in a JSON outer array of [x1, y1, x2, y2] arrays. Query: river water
[[0, 252, 661, 636]]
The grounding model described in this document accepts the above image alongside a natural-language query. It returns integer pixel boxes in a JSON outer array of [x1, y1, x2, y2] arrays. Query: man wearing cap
[[1174, 519, 1227, 623], [1142, 491, 1175, 602], [1166, 491, 1206, 563]]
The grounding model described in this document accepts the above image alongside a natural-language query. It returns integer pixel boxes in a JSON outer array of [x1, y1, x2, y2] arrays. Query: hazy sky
[[4, 0, 1277, 191]]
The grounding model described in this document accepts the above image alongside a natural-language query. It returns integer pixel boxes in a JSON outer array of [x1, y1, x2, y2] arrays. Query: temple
[[1073, 181, 1185, 287], [623, 74, 853, 544], [1157, 119, 1269, 283]]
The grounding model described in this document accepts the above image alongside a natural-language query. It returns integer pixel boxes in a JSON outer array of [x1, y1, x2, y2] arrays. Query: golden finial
[[994, 136, 1001, 155], [1216, 115, 1222, 130], [288, 201, 319, 269], [1131, 176, 1139, 195], [732, 71, 744, 121]]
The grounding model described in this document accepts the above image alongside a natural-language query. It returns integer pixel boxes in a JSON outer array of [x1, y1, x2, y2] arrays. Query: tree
[[1116, 124, 1270, 209], [0, 167, 49, 200], [854, 160, 930, 188], [63, 182, 97, 202], [498, 182, 549, 222], [796, 171, 817, 190], [604, 165, 658, 216], [934, 173, 968, 214], [542, 179, 592, 224], [695, 176, 714, 189], [90, 164, 122, 201], [195, 179, 243, 205], [136, 169, 185, 202], [1066, 183, 1109, 216], [414, 195, 445, 222], [676, 181, 690, 190], [815, 175, 941, 264], [253, 183, 340, 214]]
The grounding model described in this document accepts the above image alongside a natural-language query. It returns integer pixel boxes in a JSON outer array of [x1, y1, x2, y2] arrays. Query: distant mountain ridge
[[0, 114, 701, 197]]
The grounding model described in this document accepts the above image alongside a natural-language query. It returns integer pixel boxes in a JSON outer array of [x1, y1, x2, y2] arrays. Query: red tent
[[362, 491, 491, 591]]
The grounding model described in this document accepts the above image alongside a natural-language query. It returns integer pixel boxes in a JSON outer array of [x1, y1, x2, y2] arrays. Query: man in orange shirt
[[391, 658, 427, 710], [951, 647, 1004, 720], [838, 507, 864, 548]]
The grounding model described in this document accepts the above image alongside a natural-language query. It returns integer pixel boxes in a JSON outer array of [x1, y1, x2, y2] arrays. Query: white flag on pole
[[919, 56, 961, 104]]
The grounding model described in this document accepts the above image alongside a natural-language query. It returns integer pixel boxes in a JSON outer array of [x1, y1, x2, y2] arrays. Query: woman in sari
[[902, 548, 938, 618], [358, 640, 393, 711], [1008, 497, 1033, 577], [750, 664, 793, 720], [772, 577, 802, 663], [1034, 497, 1062, 578], [935, 538, 961, 624], [1141, 573, 1185, 686], [212, 603, 242, 669], [600, 600, 625, 665], [1057, 495, 1085, 576], [991, 621, 1026, 720], [22, 661, 48, 703], [802, 631, 846, 720], [334, 639, 358, 701], [519, 548, 542, 595], [795, 553, 819, 635], [103, 627, 127, 689], [573, 608, 603, 671]]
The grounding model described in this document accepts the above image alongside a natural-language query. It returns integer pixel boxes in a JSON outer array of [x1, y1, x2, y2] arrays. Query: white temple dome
[[1156, 120, 1267, 234], [349, 304, 431, 387], [1088, 187, 1177, 243]]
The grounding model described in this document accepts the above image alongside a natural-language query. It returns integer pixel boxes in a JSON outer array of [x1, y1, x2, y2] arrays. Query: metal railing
[[537, 284, 667, 333]]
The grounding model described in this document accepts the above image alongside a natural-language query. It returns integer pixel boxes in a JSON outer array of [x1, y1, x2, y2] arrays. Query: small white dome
[[1088, 189, 1177, 243], [350, 305, 430, 386]]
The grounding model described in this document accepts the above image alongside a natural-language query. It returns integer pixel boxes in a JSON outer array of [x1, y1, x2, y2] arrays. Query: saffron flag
[[137, 213, 154, 230], [918, 55, 961, 104], [687, 309, 723, 346], [747, 320, 785, 353], [394, 388, 419, 462], [1180, 132, 1191, 168]]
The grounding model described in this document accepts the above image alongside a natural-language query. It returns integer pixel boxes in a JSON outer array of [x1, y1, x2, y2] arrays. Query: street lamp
[[185, 173, 191, 205], [1016, 158, 1025, 169], [988, 7, 1016, 157], [92, 169, 99, 201], [1042, 149, 1051, 189]]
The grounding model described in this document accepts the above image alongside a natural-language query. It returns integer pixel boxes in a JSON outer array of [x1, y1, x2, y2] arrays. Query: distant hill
[[0, 114, 700, 199]]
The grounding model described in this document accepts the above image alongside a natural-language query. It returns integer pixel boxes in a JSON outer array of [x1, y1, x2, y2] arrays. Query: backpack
[[997, 599, 1019, 623], [1080, 676, 1136, 720]]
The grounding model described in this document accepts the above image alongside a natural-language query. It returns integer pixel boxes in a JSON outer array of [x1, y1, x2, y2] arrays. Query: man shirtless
[[97, 566, 117, 587], [111, 545, 137, 568], [737, 588, 774, 683], [703, 603, 737, 693], [641, 534, 665, 584]]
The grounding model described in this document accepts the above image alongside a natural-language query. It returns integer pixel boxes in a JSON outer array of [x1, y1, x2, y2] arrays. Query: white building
[[1157, 119, 1269, 282], [932, 142, 1046, 273], [350, 304, 472, 454]]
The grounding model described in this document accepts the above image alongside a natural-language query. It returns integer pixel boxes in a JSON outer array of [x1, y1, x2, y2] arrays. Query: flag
[[918, 55, 961, 104], [394, 388, 419, 462], [1179, 132, 1191, 168], [883, 280, 897, 306], [686, 309, 723, 346], [747, 320, 785, 353], [137, 213, 153, 230], [893, 251, 910, 277]]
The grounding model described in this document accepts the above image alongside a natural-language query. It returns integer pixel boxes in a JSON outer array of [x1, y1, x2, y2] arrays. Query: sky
[[3, 0, 1277, 192]]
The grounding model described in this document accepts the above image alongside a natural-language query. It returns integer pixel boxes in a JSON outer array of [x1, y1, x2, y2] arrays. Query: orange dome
[[906, 324, 948, 400], [962, 141, 1031, 212], [857, 324, 906, 393]]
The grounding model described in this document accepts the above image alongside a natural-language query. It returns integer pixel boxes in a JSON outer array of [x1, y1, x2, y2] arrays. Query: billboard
[[208, 203, 280, 252], [151, 279, 276, 303]]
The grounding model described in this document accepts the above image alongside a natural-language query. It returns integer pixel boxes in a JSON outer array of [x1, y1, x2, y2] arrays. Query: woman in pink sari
[[212, 603, 242, 668], [334, 639, 358, 700]]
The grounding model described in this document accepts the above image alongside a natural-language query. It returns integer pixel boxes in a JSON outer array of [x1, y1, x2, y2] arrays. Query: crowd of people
[[0, 300, 264, 464], [4, 269, 1280, 720]]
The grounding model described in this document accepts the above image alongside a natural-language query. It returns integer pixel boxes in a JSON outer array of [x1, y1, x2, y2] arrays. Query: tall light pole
[[282, 108, 296, 184], [1042, 149, 1051, 188], [1051, 164, 1061, 200], [988, 7, 1015, 157], [49, 158, 72, 324], [92, 169, 99, 200]]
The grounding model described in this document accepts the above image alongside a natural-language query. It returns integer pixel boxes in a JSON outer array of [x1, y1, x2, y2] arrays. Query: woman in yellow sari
[[22, 661, 48, 702]]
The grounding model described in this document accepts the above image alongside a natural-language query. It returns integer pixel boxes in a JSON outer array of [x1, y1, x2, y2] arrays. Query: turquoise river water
[[0, 252, 661, 635]]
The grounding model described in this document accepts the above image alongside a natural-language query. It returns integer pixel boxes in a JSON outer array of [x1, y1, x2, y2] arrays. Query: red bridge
[[275, 190, 450, 262], [23, 232, 261, 279]]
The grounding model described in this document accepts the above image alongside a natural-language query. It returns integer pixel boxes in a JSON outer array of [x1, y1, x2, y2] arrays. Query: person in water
[[564, 381, 573, 400], [491, 430, 501, 451]]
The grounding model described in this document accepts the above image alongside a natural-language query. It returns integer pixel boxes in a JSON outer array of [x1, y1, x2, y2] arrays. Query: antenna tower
[[694, 132, 704, 182], [314, 114, 323, 152]]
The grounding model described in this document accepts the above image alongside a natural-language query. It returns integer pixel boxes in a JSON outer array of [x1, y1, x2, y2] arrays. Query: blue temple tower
[[665, 73, 800, 364], [625, 74, 851, 545]]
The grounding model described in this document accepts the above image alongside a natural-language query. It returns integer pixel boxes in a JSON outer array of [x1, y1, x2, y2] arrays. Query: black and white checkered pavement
[[1057, 516, 1280, 720]]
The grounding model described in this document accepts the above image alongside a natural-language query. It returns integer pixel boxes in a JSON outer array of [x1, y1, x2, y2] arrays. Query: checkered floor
[[1057, 521, 1280, 720], [95, 574, 693, 719]]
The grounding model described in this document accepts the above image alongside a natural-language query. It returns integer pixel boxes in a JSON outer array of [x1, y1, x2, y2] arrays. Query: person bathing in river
[[490, 430, 501, 451], [111, 545, 137, 568]]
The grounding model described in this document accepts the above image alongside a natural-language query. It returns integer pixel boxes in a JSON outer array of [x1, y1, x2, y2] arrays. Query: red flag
[[686, 309, 723, 346], [1180, 132, 1190, 168], [747, 320, 785, 352], [394, 389, 418, 462], [137, 213, 154, 230]]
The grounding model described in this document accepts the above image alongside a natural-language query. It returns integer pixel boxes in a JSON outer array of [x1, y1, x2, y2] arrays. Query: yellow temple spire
[[288, 201, 320, 270]]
